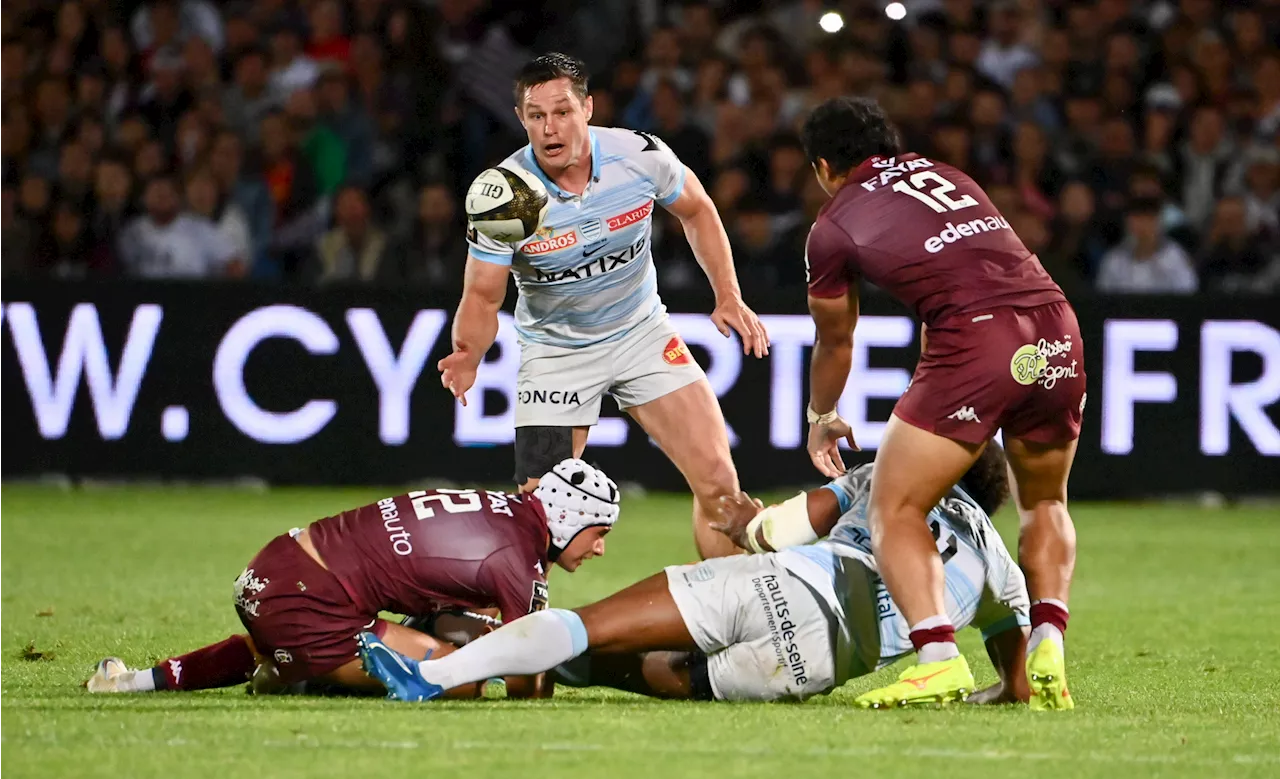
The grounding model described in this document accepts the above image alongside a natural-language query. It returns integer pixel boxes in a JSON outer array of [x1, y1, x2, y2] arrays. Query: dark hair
[[1127, 196, 1162, 215], [799, 97, 903, 176], [959, 442, 1011, 517], [514, 52, 589, 106]]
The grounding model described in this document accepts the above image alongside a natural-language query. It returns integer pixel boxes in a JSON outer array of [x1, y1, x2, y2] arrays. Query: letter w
[[5, 302, 162, 439]]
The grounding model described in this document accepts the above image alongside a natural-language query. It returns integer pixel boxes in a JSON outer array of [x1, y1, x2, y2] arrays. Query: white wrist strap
[[808, 405, 839, 426], [746, 492, 817, 553]]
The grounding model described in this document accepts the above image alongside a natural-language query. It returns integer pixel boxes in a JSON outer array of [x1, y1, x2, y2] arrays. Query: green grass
[[3, 486, 1279, 779]]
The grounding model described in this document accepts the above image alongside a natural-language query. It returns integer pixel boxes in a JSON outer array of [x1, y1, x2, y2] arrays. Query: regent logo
[[607, 201, 654, 231], [663, 336, 692, 366], [522, 231, 578, 256]]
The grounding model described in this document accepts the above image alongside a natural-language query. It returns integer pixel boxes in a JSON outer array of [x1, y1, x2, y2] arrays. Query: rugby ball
[[466, 165, 549, 243]]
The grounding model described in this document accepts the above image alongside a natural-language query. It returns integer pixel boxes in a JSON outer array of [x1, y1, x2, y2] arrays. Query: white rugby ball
[[466, 165, 550, 243]]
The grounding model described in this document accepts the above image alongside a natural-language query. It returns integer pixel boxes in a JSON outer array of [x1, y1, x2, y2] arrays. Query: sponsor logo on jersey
[[517, 389, 581, 405], [607, 201, 654, 231], [1011, 336, 1079, 389], [923, 216, 1012, 253], [273, 648, 293, 665], [529, 580, 550, 613], [522, 230, 578, 256], [752, 573, 809, 686], [579, 218, 603, 243], [662, 336, 692, 366], [377, 496, 413, 556], [233, 567, 271, 619], [529, 236, 646, 284]]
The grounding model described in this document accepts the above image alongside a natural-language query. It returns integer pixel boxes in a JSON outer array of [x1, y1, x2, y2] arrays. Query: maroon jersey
[[308, 489, 551, 623], [805, 153, 1065, 325]]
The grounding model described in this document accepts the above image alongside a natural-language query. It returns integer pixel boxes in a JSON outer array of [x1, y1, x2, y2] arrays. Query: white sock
[[910, 615, 960, 664], [1028, 599, 1068, 653], [120, 668, 156, 692], [417, 608, 588, 691]]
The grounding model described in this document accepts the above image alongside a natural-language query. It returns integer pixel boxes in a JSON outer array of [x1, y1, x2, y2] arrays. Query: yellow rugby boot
[[1027, 639, 1074, 711], [854, 655, 974, 709]]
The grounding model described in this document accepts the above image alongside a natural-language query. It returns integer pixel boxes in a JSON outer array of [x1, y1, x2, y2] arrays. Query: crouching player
[[359, 445, 1031, 706], [86, 459, 619, 698]]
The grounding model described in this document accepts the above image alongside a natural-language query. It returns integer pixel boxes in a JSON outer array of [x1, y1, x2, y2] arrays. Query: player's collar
[[522, 130, 601, 200]]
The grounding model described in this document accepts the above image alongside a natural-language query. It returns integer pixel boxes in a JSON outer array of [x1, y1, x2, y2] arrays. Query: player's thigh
[[869, 413, 984, 522], [316, 621, 483, 697], [1003, 436, 1079, 512], [574, 572, 699, 654], [624, 380, 737, 496]]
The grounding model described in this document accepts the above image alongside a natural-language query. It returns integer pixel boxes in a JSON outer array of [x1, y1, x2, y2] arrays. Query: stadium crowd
[[2, 0, 1277, 295]]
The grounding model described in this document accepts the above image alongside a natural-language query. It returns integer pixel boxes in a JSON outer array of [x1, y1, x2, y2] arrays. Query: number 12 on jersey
[[410, 489, 482, 519], [892, 171, 979, 213]]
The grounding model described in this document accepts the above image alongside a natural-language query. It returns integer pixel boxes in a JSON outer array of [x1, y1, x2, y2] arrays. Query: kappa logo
[[273, 648, 293, 665], [168, 659, 182, 685], [1080, 392, 1088, 413], [522, 230, 578, 256], [947, 406, 982, 423], [663, 336, 692, 366], [607, 201, 654, 231]]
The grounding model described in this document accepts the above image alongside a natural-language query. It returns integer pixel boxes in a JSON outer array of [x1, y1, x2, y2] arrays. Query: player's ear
[[583, 93, 593, 123], [514, 103, 527, 129]]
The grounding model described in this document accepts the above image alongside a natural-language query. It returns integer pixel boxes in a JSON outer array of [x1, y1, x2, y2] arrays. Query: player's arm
[[804, 221, 862, 477], [713, 477, 851, 553], [657, 152, 768, 357], [439, 248, 510, 406], [968, 538, 1033, 705]]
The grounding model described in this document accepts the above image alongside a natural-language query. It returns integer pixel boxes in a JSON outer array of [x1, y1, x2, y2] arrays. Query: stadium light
[[885, 2, 907, 21], [819, 11, 844, 33]]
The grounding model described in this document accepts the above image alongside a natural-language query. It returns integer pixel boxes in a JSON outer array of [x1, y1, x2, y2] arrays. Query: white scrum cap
[[535, 458, 620, 558]]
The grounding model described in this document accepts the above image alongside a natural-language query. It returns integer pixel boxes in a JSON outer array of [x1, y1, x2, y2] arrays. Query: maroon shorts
[[895, 301, 1086, 446], [233, 533, 387, 684]]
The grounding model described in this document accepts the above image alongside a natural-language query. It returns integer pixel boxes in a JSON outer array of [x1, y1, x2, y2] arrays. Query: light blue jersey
[[776, 464, 1030, 683], [467, 127, 686, 349]]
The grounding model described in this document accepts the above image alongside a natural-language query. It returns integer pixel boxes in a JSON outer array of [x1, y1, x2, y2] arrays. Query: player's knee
[[689, 455, 738, 505]]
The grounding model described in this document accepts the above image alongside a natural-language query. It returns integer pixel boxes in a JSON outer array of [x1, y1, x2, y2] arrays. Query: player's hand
[[438, 349, 479, 406], [807, 417, 858, 478], [711, 491, 765, 550], [711, 295, 770, 358]]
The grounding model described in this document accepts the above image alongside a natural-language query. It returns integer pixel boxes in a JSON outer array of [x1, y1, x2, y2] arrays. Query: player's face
[[517, 78, 594, 173], [554, 526, 609, 572]]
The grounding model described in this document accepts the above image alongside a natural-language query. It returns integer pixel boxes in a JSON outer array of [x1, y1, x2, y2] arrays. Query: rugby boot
[[85, 658, 144, 693], [357, 632, 443, 702], [854, 655, 974, 709], [1027, 638, 1074, 711]]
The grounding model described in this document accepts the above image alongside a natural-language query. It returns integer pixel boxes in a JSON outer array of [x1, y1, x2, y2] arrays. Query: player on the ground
[[358, 445, 1032, 707], [86, 459, 619, 698], [794, 97, 1081, 710], [438, 52, 769, 559]]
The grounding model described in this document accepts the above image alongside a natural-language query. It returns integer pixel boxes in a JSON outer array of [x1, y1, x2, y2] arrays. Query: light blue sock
[[417, 608, 588, 691]]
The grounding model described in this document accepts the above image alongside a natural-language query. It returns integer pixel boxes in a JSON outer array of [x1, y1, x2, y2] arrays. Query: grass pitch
[[3, 485, 1279, 779]]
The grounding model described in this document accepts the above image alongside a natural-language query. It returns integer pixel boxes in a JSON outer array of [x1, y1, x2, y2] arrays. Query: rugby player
[[795, 97, 1081, 710], [358, 445, 1032, 707], [439, 53, 769, 559], [86, 459, 619, 698]]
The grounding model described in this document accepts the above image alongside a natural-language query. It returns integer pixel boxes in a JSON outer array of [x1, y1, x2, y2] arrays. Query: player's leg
[[1004, 436, 1079, 711], [311, 621, 488, 699], [359, 572, 699, 700], [624, 379, 741, 559], [87, 634, 260, 693], [552, 651, 701, 699], [514, 425, 590, 493]]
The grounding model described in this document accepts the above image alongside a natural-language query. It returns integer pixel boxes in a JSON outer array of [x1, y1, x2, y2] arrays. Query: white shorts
[[515, 314, 706, 428], [665, 555, 837, 702]]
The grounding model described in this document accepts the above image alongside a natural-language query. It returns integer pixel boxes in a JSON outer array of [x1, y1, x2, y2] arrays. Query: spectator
[[222, 46, 280, 145], [138, 47, 194, 148], [1198, 196, 1279, 294], [1042, 180, 1107, 292], [399, 182, 467, 287], [18, 174, 53, 225], [285, 87, 347, 197], [35, 199, 100, 278], [1011, 121, 1061, 220], [181, 35, 221, 92], [131, 0, 224, 55], [1009, 66, 1059, 131], [185, 168, 252, 265], [1097, 198, 1199, 294], [88, 156, 135, 267], [976, 2, 1037, 89], [317, 67, 374, 188], [208, 130, 273, 274], [728, 195, 782, 288], [650, 80, 712, 185], [306, 0, 351, 66], [1090, 116, 1138, 215], [117, 175, 244, 278], [268, 23, 319, 97], [2, 185, 37, 276], [1175, 104, 1237, 233], [56, 140, 95, 207], [259, 111, 325, 275], [307, 186, 392, 284], [1235, 147, 1280, 238]]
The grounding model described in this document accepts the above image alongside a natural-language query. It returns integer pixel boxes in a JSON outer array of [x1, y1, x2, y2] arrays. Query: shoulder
[[593, 126, 666, 157]]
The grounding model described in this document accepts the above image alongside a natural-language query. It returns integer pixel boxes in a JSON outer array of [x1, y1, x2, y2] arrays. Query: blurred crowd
[[2, 0, 1278, 295]]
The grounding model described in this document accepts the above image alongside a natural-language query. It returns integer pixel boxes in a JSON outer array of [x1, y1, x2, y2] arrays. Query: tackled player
[[86, 460, 619, 698], [438, 53, 769, 559]]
